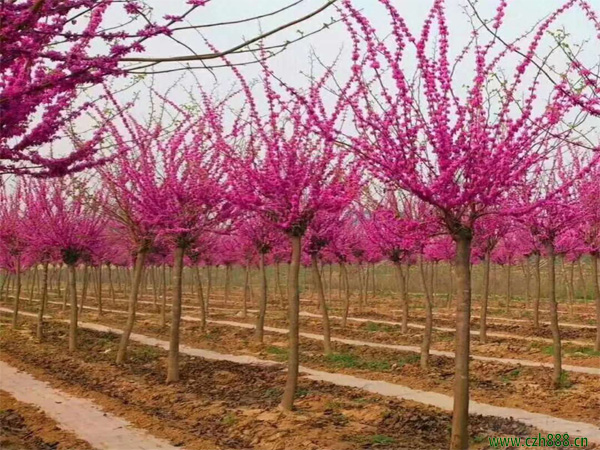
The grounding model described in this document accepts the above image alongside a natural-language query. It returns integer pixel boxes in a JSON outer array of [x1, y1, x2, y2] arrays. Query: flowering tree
[[24, 178, 106, 350], [106, 99, 229, 382], [325, 1, 597, 447], [227, 63, 361, 410]]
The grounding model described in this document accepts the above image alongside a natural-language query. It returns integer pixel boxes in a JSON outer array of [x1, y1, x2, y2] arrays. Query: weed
[[368, 434, 396, 446], [500, 368, 521, 383], [222, 413, 237, 426], [266, 346, 288, 361], [558, 371, 573, 389]]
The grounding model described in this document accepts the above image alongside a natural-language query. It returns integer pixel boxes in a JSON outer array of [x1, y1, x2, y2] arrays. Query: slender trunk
[[195, 266, 206, 331], [107, 264, 115, 305], [328, 264, 333, 302], [569, 261, 575, 315], [36, 262, 49, 341], [357, 264, 364, 312], [419, 255, 433, 369], [394, 262, 408, 334], [68, 264, 78, 352], [340, 262, 351, 328], [116, 250, 147, 364], [449, 231, 472, 450], [280, 235, 302, 411], [0, 270, 7, 302], [151, 266, 158, 310], [338, 263, 342, 303], [545, 243, 562, 388], [225, 265, 231, 304], [78, 264, 88, 315], [578, 260, 588, 302], [533, 252, 541, 328], [206, 266, 212, 316], [364, 264, 370, 304], [276, 262, 284, 308], [591, 254, 600, 352], [480, 251, 491, 344], [56, 265, 62, 299], [311, 254, 332, 355], [28, 265, 38, 305], [96, 266, 103, 316], [505, 264, 512, 313], [255, 253, 268, 342], [243, 264, 249, 318], [160, 264, 167, 328], [11, 255, 21, 328], [167, 246, 185, 383], [521, 260, 531, 309]]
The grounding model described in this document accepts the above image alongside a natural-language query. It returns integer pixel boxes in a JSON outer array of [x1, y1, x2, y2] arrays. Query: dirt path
[[0, 360, 182, 450], [3, 308, 598, 443]]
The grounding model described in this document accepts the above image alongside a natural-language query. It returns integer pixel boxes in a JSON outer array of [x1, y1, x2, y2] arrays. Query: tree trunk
[[160, 264, 167, 328], [394, 262, 408, 334], [206, 265, 212, 315], [56, 264, 62, 299], [36, 262, 49, 341], [340, 262, 351, 328], [11, 255, 21, 328], [116, 250, 147, 364], [96, 266, 103, 316], [167, 246, 185, 383], [480, 251, 491, 344], [276, 262, 285, 308], [578, 260, 588, 302], [419, 255, 433, 369], [280, 235, 301, 411], [107, 264, 115, 305], [68, 264, 78, 352], [78, 264, 88, 315], [28, 265, 38, 305], [449, 231, 472, 450], [311, 254, 332, 355], [151, 266, 158, 310], [545, 243, 562, 388], [243, 264, 249, 318], [194, 266, 206, 331], [505, 264, 512, 313], [225, 264, 231, 305], [521, 260, 531, 309], [533, 252, 541, 328], [591, 253, 600, 352], [255, 253, 268, 342]]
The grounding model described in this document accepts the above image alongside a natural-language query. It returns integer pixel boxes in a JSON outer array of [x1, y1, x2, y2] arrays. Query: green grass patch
[[559, 370, 573, 389], [325, 352, 418, 372], [222, 412, 237, 426], [565, 346, 600, 357], [266, 346, 288, 361], [366, 434, 396, 446], [500, 368, 521, 383], [365, 322, 395, 333]]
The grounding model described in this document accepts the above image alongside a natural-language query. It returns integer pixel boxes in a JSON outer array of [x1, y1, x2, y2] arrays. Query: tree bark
[[11, 255, 21, 328], [68, 264, 78, 352], [394, 262, 408, 334], [194, 266, 206, 331], [167, 246, 185, 383], [591, 254, 600, 352], [419, 255, 433, 369], [449, 231, 472, 450], [280, 235, 301, 411], [340, 262, 351, 328], [116, 250, 147, 364], [96, 266, 103, 316], [243, 264, 250, 318], [505, 264, 512, 313], [311, 254, 332, 355], [276, 262, 285, 308], [78, 264, 88, 315], [160, 263, 167, 328], [545, 243, 562, 388], [533, 252, 541, 328], [480, 251, 491, 343], [255, 253, 268, 342], [36, 262, 49, 341]]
